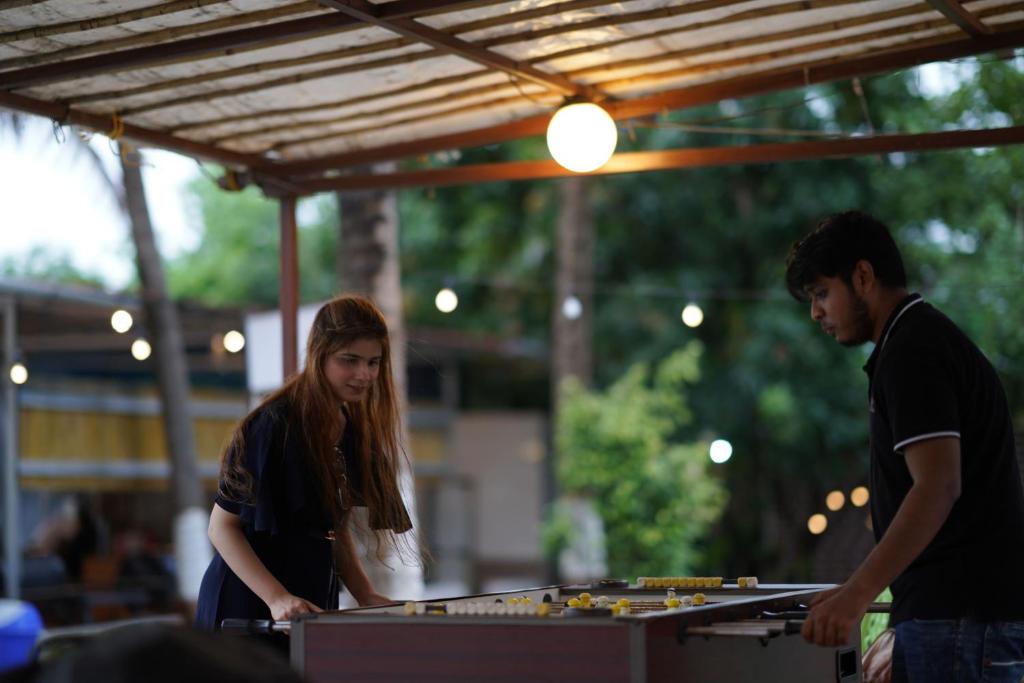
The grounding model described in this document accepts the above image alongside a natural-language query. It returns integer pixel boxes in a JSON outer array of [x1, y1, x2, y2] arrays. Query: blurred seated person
[[27, 497, 99, 583], [115, 530, 175, 610]]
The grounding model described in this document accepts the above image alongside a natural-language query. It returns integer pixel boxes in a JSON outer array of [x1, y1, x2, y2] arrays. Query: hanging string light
[[223, 330, 246, 353], [825, 490, 846, 511], [850, 486, 870, 507], [709, 439, 732, 464], [562, 295, 582, 320], [131, 338, 152, 361], [435, 288, 458, 314], [546, 102, 618, 173], [681, 302, 704, 328], [9, 362, 28, 385], [110, 309, 133, 333]]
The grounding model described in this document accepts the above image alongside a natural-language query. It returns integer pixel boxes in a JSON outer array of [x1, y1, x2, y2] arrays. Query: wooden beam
[[0, 0, 487, 89], [270, 23, 1024, 176], [299, 126, 1024, 191], [68, 36, 413, 107], [0, 2, 321, 71], [0, 0, 230, 43], [119, 46, 444, 116], [0, 90, 261, 167], [925, 0, 991, 37], [0, 0, 45, 10], [0, 89, 308, 196], [279, 197, 299, 379], [319, 0, 603, 100]]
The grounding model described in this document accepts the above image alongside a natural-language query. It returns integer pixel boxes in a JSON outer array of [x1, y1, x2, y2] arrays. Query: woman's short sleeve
[[215, 405, 303, 535]]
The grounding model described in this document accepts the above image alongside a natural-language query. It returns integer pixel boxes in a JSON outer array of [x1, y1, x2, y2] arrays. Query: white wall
[[449, 413, 545, 566]]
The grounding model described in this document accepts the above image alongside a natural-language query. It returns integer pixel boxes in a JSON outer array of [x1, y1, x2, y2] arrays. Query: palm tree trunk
[[335, 163, 423, 601], [552, 176, 595, 398], [120, 148, 211, 603], [550, 176, 595, 582]]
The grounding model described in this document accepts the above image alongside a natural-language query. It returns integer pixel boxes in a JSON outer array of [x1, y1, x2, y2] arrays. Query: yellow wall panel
[[20, 409, 237, 463], [408, 429, 446, 463]]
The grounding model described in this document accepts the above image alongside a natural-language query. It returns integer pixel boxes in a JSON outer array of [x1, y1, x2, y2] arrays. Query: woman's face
[[324, 337, 383, 404]]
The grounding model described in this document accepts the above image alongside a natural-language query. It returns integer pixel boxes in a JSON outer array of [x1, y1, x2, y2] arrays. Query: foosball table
[[232, 577, 867, 682]]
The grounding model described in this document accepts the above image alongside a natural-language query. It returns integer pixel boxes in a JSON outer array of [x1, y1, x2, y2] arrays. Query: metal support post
[[2, 295, 20, 598]]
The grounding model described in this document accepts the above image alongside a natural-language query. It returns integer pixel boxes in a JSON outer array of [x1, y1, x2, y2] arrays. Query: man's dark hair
[[785, 210, 907, 302]]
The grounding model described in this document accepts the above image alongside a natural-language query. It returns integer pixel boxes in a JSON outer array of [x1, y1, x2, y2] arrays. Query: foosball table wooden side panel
[[641, 617, 862, 683], [294, 620, 634, 683]]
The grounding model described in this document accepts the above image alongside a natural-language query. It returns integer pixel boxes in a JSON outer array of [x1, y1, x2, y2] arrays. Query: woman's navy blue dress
[[195, 399, 363, 630]]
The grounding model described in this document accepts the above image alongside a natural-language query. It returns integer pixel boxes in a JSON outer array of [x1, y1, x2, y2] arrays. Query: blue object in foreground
[[0, 599, 43, 671]]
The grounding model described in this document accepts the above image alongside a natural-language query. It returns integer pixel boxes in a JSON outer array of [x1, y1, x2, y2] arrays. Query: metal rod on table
[[219, 619, 291, 634], [765, 602, 890, 619], [686, 620, 804, 638]]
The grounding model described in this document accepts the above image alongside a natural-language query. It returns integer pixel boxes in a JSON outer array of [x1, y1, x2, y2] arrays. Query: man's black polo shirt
[[864, 293, 1024, 626]]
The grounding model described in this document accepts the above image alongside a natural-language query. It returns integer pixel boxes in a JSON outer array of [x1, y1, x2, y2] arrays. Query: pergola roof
[[3, 0, 1024, 194]]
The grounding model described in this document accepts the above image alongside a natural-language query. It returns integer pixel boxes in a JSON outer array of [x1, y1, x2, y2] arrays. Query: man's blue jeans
[[892, 619, 1024, 682]]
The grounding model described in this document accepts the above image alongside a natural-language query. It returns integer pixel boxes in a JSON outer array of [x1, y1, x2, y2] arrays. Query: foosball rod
[[220, 618, 291, 634], [685, 620, 804, 638]]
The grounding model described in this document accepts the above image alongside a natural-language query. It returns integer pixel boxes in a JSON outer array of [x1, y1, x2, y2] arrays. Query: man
[[784, 210, 1024, 682]]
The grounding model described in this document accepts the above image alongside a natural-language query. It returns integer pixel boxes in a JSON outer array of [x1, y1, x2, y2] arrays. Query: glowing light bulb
[[709, 439, 732, 464], [826, 490, 845, 511], [435, 288, 458, 313], [131, 339, 152, 361], [850, 486, 870, 507], [681, 303, 704, 328], [808, 514, 827, 535], [546, 102, 618, 173], [562, 295, 582, 320], [111, 309, 133, 333], [9, 363, 28, 385], [223, 330, 246, 353]]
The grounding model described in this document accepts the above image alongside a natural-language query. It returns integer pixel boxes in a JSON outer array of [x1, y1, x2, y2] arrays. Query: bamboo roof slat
[[208, 12, 956, 153], [23, 0, 917, 123], [320, 0, 603, 100], [160, 3, 929, 142], [39, 2, 633, 104], [0, 0, 232, 43], [0, 2, 325, 71], [0, 0, 488, 88], [926, 0, 993, 36], [0, 0, 1021, 189], [40, 1, 749, 109]]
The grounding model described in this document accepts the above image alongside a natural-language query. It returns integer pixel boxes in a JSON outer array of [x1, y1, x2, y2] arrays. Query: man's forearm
[[847, 481, 957, 603]]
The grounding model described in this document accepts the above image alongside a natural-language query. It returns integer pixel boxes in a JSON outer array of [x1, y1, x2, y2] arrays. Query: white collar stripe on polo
[[878, 296, 923, 356]]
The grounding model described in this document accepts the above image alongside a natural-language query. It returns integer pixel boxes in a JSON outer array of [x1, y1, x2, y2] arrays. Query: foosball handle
[[220, 618, 278, 634], [783, 620, 804, 636]]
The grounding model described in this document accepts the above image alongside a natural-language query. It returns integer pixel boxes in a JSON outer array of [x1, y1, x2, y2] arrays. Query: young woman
[[196, 295, 413, 629]]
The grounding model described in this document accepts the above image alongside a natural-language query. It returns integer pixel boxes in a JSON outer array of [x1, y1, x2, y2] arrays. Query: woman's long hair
[[219, 294, 413, 559]]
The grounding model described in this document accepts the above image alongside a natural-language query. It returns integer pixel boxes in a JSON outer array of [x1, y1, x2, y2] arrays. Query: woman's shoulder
[[245, 395, 294, 436]]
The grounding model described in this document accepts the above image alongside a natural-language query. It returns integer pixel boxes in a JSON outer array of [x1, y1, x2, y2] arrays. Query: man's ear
[[851, 259, 876, 295]]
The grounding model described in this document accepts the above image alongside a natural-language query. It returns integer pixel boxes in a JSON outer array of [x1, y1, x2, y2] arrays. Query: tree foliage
[[165, 178, 338, 306], [1, 246, 106, 289], [552, 342, 727, 577]]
